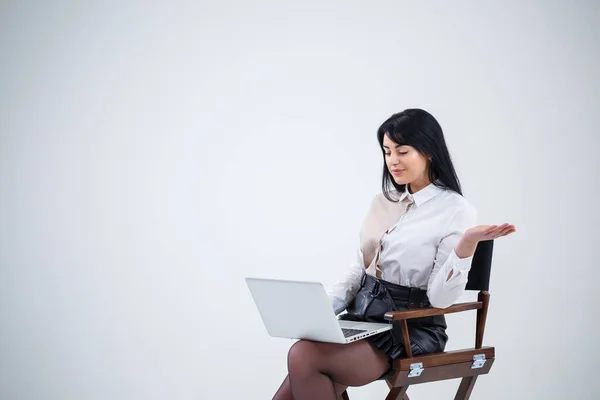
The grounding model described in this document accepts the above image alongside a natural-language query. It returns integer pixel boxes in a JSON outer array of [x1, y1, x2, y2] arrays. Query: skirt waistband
[[361, 273, 431, 309]]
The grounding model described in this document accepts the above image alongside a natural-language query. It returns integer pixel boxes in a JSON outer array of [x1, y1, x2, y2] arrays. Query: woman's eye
[[384, 153, 391, 156], [399, 152, 408, 155]]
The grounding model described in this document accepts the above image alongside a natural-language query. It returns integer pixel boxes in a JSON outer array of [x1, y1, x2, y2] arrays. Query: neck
[[408, 176, 431, 194]]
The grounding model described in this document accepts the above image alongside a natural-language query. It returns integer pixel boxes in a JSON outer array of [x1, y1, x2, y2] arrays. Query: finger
[[485, 228, 513, 240], [500, 227, 516, 237], [493, 227, 516, 239], [484, 226, 504, 237], [491, 224, 512, 233], [483, 225, 499, 235], [502, 225, 516, 233]]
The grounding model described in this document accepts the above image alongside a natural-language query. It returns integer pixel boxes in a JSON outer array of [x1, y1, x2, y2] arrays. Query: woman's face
[[383, 134, 430, 189]]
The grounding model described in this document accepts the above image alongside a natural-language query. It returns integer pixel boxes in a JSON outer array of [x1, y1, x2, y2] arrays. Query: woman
[[272, 108, 515, 400]]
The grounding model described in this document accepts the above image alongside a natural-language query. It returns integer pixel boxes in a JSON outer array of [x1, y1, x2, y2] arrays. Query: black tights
[[272, 339, 390, 400]]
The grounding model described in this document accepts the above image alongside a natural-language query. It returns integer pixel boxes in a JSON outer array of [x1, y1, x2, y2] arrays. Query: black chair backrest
[[465, 240, 494, 291]]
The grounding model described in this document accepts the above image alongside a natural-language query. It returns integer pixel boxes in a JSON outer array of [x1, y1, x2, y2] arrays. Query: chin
[[392, 177, 410, 185]]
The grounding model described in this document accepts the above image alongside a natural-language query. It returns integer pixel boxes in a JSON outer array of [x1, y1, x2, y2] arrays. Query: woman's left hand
[[454, 223, 516, 260], [463, 223, 516, 244]]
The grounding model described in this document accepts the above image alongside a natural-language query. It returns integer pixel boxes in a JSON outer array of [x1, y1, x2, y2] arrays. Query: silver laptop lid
[[245, 277, 346, 343]]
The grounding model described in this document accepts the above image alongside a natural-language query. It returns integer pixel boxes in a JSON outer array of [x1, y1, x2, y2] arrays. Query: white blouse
[[328, 182, 477, 314]]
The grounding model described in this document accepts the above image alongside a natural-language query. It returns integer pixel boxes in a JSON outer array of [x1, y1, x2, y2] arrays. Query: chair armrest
[[383, 301, 482, 321]]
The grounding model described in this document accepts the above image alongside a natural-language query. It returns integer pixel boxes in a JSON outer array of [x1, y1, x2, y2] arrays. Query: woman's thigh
[[288, 338, 390, 387]]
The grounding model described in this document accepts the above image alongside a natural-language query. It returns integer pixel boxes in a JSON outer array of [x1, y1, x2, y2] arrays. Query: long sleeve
[[326, 246, 365, 315], [426, 203, 477, 308], [326, 194, 384, 315]]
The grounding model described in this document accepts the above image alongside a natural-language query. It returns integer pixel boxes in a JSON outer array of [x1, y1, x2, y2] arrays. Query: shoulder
[[439, 189, 477, 221], [366, 190, 402, 212], [369, 190, 401, 205]]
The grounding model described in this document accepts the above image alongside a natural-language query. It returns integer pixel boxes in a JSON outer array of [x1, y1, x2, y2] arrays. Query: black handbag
[[342, 273, 396, 323], [341, 273, 444, 353]]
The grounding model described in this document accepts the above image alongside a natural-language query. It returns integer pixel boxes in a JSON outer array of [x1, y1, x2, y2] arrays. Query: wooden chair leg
[[340, 390, 350, 400], [454, 376, 478, 400], [476, 291, 490, 348], [386, 386, 409, 400]]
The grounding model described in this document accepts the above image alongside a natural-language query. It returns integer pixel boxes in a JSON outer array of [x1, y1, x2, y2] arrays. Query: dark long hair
[[376, 108, 462, 202]]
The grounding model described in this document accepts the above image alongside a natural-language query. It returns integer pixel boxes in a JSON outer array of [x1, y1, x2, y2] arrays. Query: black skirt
[[339, 274, 447, 359]]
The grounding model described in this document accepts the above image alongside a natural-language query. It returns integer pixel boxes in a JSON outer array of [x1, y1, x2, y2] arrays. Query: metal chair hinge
[[408, 362, 424, 377], [471, 354, 486, 369]]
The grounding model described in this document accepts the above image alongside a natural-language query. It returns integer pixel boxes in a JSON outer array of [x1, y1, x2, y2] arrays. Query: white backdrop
[[1, 1, 598, 399]]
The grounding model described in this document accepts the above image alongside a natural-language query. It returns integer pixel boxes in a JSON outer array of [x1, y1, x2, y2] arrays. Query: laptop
[[245, 277, 392, 344]]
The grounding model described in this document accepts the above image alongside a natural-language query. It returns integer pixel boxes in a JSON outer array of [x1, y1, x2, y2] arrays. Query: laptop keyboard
[[342, 328, 368, 338]]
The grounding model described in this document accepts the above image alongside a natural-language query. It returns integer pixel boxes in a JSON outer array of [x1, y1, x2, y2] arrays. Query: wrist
[[455, 236, 478, 259]]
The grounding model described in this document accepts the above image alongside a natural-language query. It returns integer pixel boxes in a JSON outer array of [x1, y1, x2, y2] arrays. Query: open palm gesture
[[464, 223, 516, 243]]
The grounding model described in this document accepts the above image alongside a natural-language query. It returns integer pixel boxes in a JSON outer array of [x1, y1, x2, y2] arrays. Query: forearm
[[444, 236, 478, 281], [327, 249, 365, 314]]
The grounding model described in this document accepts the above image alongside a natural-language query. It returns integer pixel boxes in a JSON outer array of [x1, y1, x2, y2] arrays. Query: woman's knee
[[287, 340, 320, 374]]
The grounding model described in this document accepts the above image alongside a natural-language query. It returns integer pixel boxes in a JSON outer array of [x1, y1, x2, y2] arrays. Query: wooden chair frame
[[341, 240, 495, 400]]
